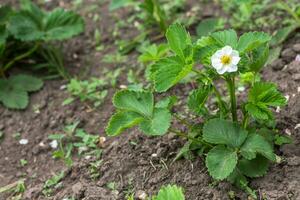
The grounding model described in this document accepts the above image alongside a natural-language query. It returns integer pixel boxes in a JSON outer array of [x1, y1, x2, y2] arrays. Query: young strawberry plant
[[0, 0, 84, 109], [0, 0, 84, 76], [106, 24, 289, 198]]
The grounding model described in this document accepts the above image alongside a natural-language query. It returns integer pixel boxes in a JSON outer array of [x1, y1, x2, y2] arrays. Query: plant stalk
[[227, 77, 238, 122], [3, 43, 39, 72]]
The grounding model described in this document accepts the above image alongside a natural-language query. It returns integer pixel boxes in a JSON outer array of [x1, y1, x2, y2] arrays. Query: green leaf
[[267, 46, 281, 65], [155, 96, 177, 109], [270, 25, 297, 46], [166, 23, 191, 59], [0, 75, 43, 109], [237, 32, 271, 53], [10, 74, 44, 92], [8, 10, 44, 41], [196, 18, 224, 38], [139, 108, 171, 136], [274, 134, 293, 146], [241, 134, 276, 161], [151, 56, 193, 92], [0, 83, 28, 109], [106, 111, 143, 136], [138, 44, 169, 63], [109, 0, 133, 11], [187, 87, 210, 115], [0, 5, 13, 25], [203, 119, 248, 148], [206, 145, 238, 180], [248, 82, 286, 107], [245, 103, 273, 121], [238, 155, 269, 178], [211, 29, 238, 48], [154, 185, 185, 200], [0, 25, 8, 45], [8, 3, 84, 41], [113, 90, 154, 117], [249, 44, 269, 72], [43, 8, 84, 41], [227, 169, 257, 198]]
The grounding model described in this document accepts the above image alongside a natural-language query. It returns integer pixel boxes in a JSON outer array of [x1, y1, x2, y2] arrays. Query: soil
[[0, 0, 300, 200]]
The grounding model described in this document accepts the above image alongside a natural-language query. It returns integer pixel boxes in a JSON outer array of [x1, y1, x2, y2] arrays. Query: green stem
[[3, 43, 39, 72], [169, 128, 213, 148], [242, 113, 249, 128], [174, 114, 193, 130], [227, 77, 238, 122]]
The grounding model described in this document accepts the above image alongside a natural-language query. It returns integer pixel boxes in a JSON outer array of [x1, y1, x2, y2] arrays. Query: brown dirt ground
[[0, 0, 300, 200]]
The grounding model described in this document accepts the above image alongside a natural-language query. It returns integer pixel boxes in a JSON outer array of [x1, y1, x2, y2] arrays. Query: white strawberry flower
[[211, 46, 240, 74]]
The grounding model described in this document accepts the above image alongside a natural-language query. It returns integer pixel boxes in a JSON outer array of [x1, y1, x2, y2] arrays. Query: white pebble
[[295, 54, 300, 62], [285, 129, 292, 136], [151, 153, 158, 157], [119, 85, 127, 89], [49, 140, 58, 149], [19, 139, 28, 145]]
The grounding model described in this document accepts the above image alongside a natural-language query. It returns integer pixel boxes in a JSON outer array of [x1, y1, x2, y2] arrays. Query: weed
[[49, 121, 101, 167], [42, 171, 65, 197]]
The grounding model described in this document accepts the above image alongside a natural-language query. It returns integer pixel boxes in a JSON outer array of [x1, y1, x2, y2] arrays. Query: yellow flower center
[[221, 55, 232, 65]]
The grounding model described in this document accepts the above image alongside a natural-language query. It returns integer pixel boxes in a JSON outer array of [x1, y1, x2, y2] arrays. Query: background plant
[[0, 0, 84, 109], [49, 121, 101, 167], [106, 24, 290, 198]]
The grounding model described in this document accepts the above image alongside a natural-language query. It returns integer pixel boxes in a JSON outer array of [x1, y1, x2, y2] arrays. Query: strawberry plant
[[0, 0, 84, 109], [0, 0, 84, 78], [106, 24, 289, 198]]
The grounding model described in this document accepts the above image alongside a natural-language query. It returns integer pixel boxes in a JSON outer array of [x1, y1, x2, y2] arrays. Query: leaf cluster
[[0, 0, 84, 109], [63, 78, 109, 108], [0, 74, 43, 109], [49, 122, 101, 167]]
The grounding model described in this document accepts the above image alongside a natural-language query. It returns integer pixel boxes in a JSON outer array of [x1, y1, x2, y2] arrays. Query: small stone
[[98, 136, 106, 148], [281, 48, 296, 61], [296, 54, 300, 62], [135, 190, 147, 200], [49, 140, 58, 149], [292, 44, 300, 52], [292, 73, 300, 81], [270, 59, 284, 71], [19, 139, 29, 145]]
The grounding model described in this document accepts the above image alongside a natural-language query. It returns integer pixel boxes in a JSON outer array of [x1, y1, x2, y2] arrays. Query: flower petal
[[231, 50, 240, 65], [216, 66, 227, 74], [227, 64, 238, 72], [222, 46, 232, 55], [212, 60, 223, 69]]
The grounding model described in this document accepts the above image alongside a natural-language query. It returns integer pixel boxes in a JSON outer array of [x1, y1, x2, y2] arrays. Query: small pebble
[[292, 44, 300, 52], [136, 190, 147, 200], [295, 54, 300, 62], [281, 48, 296, 61], [285, 129, 291, 136], [292, 73, 300, 81], [151, 153, 158, 157], [19, 139, 29, 145], [49, 140, 58, 149], [270, 59, 284, 71]]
